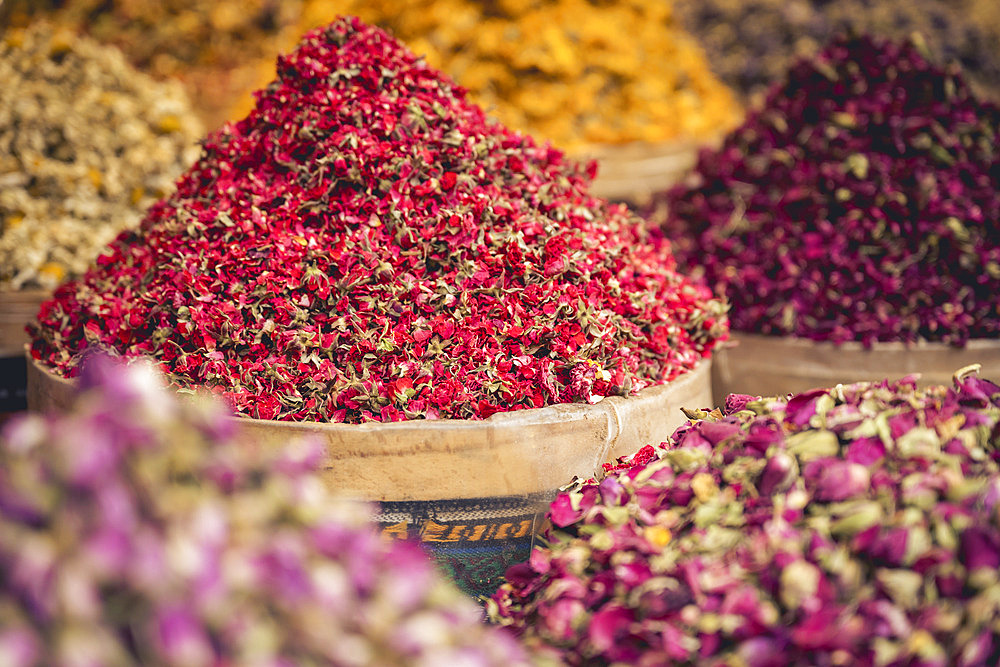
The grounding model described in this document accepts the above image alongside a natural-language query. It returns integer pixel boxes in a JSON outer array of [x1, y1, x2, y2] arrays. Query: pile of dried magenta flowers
[[491, 368, 1000, 665], [651, 35, 1000, 347], [0, 356, 532, 665]]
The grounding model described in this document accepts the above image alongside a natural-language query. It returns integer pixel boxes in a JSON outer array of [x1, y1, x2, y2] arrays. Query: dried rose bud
[[757, 450, 799, 495], [491, 370, 1000, 665], [803, 458, 871, 502]]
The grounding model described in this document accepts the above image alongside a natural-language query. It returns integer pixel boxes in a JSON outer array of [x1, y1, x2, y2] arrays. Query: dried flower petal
[[491, 370, 1000, 664]]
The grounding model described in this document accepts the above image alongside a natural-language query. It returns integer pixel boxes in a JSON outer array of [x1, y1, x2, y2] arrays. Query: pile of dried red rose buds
[[651, 34, 1000, 347], [490, 369, 1000, 665], [30, 16, 726, 423], [0, 356, 532, 666]]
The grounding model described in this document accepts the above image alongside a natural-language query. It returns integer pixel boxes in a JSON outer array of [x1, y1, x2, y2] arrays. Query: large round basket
[[27, 350, 712, 598], [713, 333, 1000, 398], [585, 140, 702, 205], [0, 290, 49, 415]]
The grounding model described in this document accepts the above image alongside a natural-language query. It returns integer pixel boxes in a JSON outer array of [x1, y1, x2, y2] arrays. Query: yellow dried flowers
[[0, 0, 306, 131], [4, 0, 742, 147], [297, 0, 742, 148]]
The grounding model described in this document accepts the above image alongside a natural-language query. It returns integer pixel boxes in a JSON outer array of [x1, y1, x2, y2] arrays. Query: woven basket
[[585, 138, 717, 205], [27, 350, 712, 598], [0, 289, 48, 357], [713, 333, 1000, 398]]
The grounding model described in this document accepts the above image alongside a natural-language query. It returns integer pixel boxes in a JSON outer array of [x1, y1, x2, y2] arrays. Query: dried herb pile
[[0, 0, 299, 74], [293, 1, 741, 149], [0, 0, 307, 131], [31, 17, 726, 423], [650, 35, 1000, 347], [0, 24, 202, 291], [673, 0, 1000, 101], [0, 356, 532, 666], [490, 369, 1000, 665]]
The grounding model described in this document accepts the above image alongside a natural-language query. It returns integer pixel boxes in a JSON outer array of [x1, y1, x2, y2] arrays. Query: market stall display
[[27, 16, 724, 598]]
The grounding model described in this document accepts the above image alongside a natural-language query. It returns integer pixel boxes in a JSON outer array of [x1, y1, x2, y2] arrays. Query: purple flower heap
[[490, 368, 1000, 665], [0, 357, 530, 666], [652, 35, 1000, 346]]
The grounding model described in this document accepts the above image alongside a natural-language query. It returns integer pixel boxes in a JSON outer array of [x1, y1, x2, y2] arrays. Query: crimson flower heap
[[31, 16, 725, 423]]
